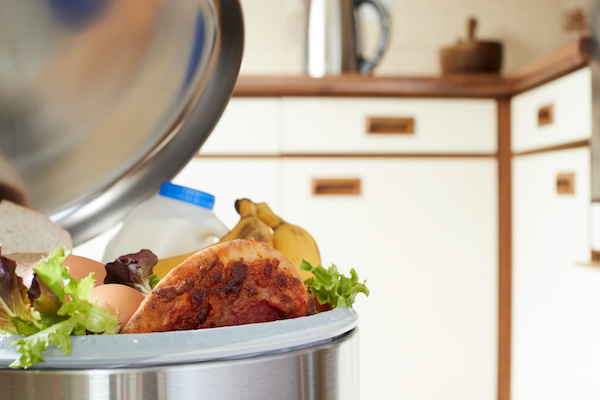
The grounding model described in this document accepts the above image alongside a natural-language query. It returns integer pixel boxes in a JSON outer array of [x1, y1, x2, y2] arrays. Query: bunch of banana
[[216, 198, 274, 246], [154, 199, 320, 281], [254, 202, 320, 281]]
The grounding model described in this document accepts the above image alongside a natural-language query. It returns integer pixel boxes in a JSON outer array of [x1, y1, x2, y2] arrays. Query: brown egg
[[21, 267, 35, 288], [89, 284, 145, 327], [63, 254, 107, 285], [24, 254, 107, 288]]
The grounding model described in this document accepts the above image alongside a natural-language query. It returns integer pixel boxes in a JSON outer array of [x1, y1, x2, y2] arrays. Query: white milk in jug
[[103, 182, 229, 265]]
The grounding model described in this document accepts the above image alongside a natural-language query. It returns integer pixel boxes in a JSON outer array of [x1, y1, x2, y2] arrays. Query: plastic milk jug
[[103, 182, 229, 271]]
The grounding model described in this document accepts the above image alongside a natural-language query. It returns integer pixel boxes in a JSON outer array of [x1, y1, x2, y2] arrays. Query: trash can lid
[[0, 0, 244, 246]]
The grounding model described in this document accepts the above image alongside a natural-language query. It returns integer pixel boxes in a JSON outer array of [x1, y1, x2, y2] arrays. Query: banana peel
[[216, 199, 273, 246], [153, 251, 195, 278], [255, 202, 320, 281]]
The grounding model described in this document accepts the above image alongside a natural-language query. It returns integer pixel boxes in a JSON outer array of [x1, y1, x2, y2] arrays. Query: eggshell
[[24, 254, 107, 288], [64, 254, 107, 285], [21, 267, 35, 288], [89, 284, 145, 327]]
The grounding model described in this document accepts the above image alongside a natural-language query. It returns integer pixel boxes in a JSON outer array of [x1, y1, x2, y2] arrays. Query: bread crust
[[0, 200, 73, 254], [0, 200, 72, 274], [123, 239, 315, 333]]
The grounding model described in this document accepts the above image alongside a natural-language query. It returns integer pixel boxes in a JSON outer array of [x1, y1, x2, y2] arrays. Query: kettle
[[306, 0, 391, 77]]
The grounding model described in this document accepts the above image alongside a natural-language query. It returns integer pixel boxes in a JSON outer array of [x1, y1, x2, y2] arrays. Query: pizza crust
[[123, 239, 315, 333]]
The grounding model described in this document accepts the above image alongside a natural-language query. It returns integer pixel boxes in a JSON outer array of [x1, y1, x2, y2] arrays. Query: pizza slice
[[122, 239, 315, 333]]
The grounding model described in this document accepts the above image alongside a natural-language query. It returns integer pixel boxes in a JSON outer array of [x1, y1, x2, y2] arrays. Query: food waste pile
[[0, 197, 368, 368]]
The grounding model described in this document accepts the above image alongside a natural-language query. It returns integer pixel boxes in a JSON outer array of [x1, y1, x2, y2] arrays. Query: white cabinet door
[[281, 157, 498, 400], [512, 147, 600, 400], [173, 157, 282, 229]]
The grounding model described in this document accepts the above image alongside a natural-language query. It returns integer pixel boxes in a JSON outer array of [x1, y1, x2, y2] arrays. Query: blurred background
[[239, 0, 589, 75]]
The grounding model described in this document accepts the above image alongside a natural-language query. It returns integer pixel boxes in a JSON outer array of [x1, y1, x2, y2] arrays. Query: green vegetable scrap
[[0, 247, 120, 369], [300, 261, 369, 309], [0, 255, 39, 336]]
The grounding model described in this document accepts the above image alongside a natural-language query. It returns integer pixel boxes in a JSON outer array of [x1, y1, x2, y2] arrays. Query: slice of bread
[[0, 200, 73, 255]]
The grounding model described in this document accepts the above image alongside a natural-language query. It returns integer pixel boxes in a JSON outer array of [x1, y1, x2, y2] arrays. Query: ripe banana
[[216, 198, 274, 246], [153, 252, 194, 278], [255, 202, 320, 282]]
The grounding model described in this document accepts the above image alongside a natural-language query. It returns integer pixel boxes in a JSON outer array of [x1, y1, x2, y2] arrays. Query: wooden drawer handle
[[591, 250, 600, 264], [538, 104, 554, 127], [366, 117, 415, 134], [556, 172, 575, 194], [312, 178, 361, 195]]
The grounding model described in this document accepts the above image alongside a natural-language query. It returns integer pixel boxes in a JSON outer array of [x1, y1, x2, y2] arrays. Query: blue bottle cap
[[159, 182, 215, 210]]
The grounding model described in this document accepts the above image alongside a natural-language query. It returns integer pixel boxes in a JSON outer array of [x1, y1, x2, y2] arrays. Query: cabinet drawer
[[199, 98, 280, 155], [281, 98, 497, 154], [511, 67, 591, 153]]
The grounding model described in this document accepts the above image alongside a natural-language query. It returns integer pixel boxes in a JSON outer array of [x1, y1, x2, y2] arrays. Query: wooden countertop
[[233, 38, 591, 99]]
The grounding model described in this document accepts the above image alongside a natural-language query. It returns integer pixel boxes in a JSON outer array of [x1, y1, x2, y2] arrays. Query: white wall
[[239, 0, 590, 76]]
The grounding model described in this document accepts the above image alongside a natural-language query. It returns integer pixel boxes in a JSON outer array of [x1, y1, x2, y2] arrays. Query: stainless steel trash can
[[0, 309, 359, 400]]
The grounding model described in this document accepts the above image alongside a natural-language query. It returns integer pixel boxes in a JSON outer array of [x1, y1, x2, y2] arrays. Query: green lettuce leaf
[[27, 276, 64, 325], [300, 261, 369, 309], [32, 247, 69, 300], [9, 299, 120, 368], [7, 246, 120, 369]]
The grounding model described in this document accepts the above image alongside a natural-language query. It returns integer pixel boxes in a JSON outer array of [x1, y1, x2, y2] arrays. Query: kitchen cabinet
[[511, 147, 600, 400], [281, 98, 497, 154], [176, 96, 499, 400], [199, 98, 281, 156], [510, 67, 600, 400], [173, 157, 281, 229], [511, 68, 591, 153], [281, 157, 498, 400]]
